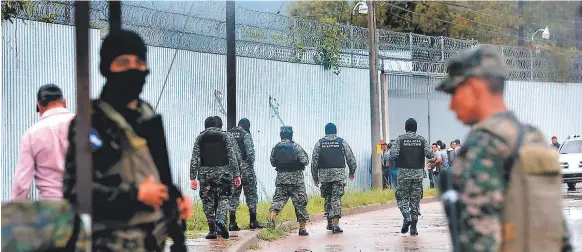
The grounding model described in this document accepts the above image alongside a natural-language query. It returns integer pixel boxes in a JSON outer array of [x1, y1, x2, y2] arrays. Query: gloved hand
[[190, 180, 198, 190]]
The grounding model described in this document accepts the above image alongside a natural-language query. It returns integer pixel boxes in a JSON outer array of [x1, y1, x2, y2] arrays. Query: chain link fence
[[12, 1, 582, 82]]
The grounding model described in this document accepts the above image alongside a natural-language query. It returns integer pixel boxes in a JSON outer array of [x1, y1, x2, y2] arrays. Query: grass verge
[[186, 188, 439, 238]]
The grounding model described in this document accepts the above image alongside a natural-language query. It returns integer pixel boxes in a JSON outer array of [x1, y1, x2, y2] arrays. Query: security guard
[[436, 46, 572, 251], [228, 118, 264, 230], [63, 30, 193, 251], [268, 126, 310, 236], [311, 123, 357, 233], [389, 118, 433, 236], [191, 116, 241, 240]]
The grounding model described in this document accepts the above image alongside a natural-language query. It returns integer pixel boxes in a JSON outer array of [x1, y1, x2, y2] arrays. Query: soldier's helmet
[[436, 46, 508, 94]]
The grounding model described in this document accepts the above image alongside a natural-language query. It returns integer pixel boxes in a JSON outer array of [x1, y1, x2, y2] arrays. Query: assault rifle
[[138, 114, 187, 252]]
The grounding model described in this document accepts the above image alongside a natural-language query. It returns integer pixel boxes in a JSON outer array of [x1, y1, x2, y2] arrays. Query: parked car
[[559, 135, 582, 191]]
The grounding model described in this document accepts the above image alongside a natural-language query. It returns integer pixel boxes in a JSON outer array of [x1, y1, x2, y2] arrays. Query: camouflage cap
[[280, 126, 293, 133], [436, 46, 509, 94]]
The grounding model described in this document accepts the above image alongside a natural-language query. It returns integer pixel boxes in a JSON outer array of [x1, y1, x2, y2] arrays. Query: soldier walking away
[[191, 116, 242, 240], [63, 30, 193, 251], [311, 123, 357, 233], [389, 118, 433, 236], [228, 118, 264, 230], [268, 126, 310, 236], [11, 84, 74, 201], [436, 46, 572, 251]]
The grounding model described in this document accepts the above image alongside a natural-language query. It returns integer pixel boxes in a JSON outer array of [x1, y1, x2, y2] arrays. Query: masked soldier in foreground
[[63, 30, 193, 251], [437, 46, 572, 251], [191, 116, 242, 240], [311, 123, 357, 233], [269, 126, 310, 236], [389, 118, 433, 236], [228, 118, 264, 230]]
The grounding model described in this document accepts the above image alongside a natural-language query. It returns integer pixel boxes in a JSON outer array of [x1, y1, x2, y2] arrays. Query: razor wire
[[11, 0, 582, 82]]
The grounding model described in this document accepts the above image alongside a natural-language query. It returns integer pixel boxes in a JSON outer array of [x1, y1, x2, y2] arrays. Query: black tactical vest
[[318, 138, 346, 169], [274, 142, 303, 172], [200, 131, 229, 167], [395, 135, 425, 169], [229, 127, 247, 160]]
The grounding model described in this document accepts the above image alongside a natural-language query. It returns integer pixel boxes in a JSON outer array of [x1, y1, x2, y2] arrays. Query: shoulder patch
[[90, 130, 102, 150]]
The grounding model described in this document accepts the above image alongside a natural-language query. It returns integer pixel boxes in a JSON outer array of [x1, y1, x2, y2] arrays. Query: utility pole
[[226, 1, 236, 130], [367, 1, 382, 190], [518, 0, 524, 46], [74, 1, 92, 250], [109, 1, 121, 32]]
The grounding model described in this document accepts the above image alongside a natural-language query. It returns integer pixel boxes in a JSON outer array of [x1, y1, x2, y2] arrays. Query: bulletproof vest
[[470, 116, 564, 252], [94, 101, 163, 232], [199, 130, 229, 167], [318, 138, 346, 168], [395, 135, 426, 169], [229, 127, 247, 160], [274, 142, 303, 172]]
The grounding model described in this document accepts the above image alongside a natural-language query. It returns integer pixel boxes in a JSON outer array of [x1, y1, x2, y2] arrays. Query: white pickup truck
[[560, 135, 582, 191]]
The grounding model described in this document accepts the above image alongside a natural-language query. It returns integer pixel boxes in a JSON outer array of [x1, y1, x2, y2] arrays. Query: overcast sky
[[236, 1, 289, 15]]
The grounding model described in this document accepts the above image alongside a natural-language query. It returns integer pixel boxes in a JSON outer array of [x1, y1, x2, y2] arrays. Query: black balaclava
[[405, 118, 417, 132], [205, 117, 217, 129], [238, 118, 250, 132], [214, 116, 223, 129], [325, 123, 337, 135], [36, 84, 63, 112], [99, 30, 149, 109]]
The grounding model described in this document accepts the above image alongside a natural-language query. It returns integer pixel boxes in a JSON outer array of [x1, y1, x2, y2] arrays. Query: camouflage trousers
[[320, 181, 345, 219], [200, 179, 231, 224], [94, 228, 162, 252], [230, 168, 258, 213], [1, 201, 90, 252], [269, 183, 309, 221], [396, 178, 423, 221]]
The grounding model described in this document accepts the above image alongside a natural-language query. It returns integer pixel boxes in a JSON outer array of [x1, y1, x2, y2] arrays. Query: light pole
[[349, 0, 368, 25], [531, 25, 551, 41]]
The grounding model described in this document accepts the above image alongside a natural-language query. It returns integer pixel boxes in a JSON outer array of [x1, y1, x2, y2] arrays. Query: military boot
[[326, 216, 333, 231], [217, 218, 230, 239], [268, 211, 277, 228], [205, 222, 218, 239], [331, 217, 343, 234], [401, 213, 411, 234], [229, 212, 240, 231], [249, 211, 264, 229], [410, 220, 418, 236], [298, 220, 309, 236]]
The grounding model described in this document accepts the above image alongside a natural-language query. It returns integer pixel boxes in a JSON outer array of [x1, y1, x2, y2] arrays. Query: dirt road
[[256, 190, 582, 252]]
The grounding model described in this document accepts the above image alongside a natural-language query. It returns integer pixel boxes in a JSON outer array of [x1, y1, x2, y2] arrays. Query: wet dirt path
[[256, 189, 582, 252]]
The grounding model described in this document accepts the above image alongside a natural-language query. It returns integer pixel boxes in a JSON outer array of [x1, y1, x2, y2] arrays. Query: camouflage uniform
[[190, 127, 240, 225], [436, 46, 573, 251], [389, 132, 433, 222], [311, 134, 357, 219], [229, 126, 258, 213], [1, 201, 90, 252], [64, 100, 177, 251], [269, 133, 310, 222]]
